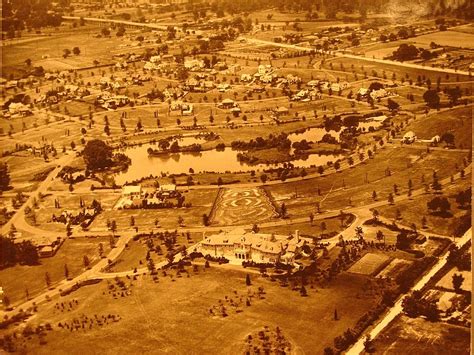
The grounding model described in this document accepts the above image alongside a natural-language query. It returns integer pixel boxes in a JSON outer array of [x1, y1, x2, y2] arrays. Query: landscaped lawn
[[377, 177, 471, 236], [14, 267, 382, 354]]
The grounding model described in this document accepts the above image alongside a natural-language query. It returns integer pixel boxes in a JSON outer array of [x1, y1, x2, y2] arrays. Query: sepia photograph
[[0, 0, 472, 354]]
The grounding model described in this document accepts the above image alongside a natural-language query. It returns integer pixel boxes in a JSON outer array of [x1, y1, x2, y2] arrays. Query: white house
[[160, 184, 176, 196], [403, 131, 416, 144], [122, 185, 142, 199]]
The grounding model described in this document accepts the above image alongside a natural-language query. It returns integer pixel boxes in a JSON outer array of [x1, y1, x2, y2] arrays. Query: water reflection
[[114, 144, 343, 185]]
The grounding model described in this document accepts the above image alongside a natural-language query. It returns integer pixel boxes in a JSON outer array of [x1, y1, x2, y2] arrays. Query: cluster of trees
[[392, 44, 419, 61], [423, 87, 463, 109], [83, 139, 113, 171], [2, 0, 65, 38], [447, 245, 471, 271], [455, 188, 471, 209], [0, 236, 39, 268], [63, 47, 81, 58], [427, 196, 451, 216], [82, 140, 129, 173], [231, 133, 291, 151], [402, 290, 440, 321], [148, 141, 202, 155]]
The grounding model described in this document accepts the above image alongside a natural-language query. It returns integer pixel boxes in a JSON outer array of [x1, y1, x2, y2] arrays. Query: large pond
[[114, 144, 343, 185]]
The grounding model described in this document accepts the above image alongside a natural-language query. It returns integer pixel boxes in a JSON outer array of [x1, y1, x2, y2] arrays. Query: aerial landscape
[[0, 0, 472, 353]]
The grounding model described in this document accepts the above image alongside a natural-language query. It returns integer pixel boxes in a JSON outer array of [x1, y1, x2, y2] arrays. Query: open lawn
[[2, 24, 125, 74], [0, 237, 110, 305], [108, 232, 200, 273], [13, 268, 381, 354], [260, 215, 349, 238], [403, 106, 472, 149], [324, 57, 471, 84], [368, 314, 471, 355], [412, 31, 474, 49], [377, 177, 471, 236], [267, 146, 468, 217]]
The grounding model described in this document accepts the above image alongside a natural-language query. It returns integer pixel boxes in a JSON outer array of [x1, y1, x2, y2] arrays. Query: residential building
[[199, 228, 308, 265]]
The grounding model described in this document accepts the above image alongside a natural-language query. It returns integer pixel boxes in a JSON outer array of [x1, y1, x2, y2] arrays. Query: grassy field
[[377, 177, 471, 236], [108, 232, 201, 273], [324, 57, 471, 84], [0, 237, 110, 305], [11, 267, 381, 354], [2, 24, 127, 75], [403, 106, 472, 149], [90, 188, 216, 230], [348, 253, 391, 276], [412, 31, 474, 49], [367, 314, 471, 354], [260, 215, 348, 238], [266, 146, 468, 217]]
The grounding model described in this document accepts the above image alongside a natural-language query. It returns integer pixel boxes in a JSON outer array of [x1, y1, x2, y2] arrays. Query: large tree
[[423, 89, 440, 108], [82, 140, 113, 171], [427, 196, 451, 215]]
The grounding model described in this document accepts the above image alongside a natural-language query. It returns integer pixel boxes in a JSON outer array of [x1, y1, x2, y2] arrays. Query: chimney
[[295, 230, 299, 242]]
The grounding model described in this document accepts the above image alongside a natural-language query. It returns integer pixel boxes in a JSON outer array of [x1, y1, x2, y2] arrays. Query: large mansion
[[199, 228, 310, 265]]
